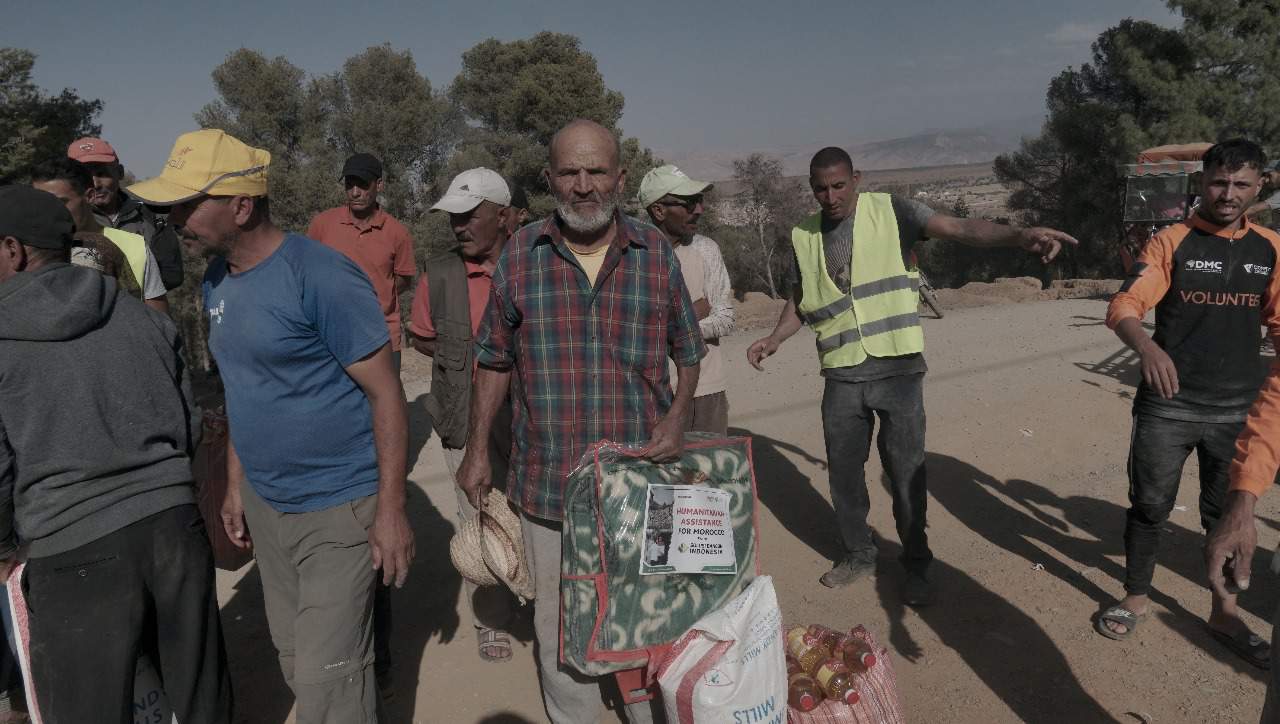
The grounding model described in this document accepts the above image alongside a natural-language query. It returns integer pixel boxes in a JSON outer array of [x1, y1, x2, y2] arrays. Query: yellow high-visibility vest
[[792, 193, 923, 368], [102, 227, 149, 291]]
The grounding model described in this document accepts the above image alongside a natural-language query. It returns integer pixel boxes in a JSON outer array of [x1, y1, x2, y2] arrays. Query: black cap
[[0, 186, 74, 250], [509, 183, 528, 210], [341, 153, 383, 182]]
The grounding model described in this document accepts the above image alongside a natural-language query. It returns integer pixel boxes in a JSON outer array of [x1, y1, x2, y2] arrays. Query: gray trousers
[[521, 513, 662, 724], [241, 483, 379, 724]]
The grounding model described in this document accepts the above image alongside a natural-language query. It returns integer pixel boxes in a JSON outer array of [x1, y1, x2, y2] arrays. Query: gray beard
[[556, 193, 618, 234]]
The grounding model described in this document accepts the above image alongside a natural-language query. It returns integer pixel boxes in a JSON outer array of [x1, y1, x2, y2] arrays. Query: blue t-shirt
[[203, 234, 390, 512]]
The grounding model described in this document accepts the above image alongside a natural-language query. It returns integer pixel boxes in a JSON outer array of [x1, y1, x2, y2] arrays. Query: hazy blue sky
[[5, 0, 1178, 177]]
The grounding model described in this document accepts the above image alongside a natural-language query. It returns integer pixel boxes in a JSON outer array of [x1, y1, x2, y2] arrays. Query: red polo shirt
[[407, 258, 493, 340], [307, 206, 416, 350]]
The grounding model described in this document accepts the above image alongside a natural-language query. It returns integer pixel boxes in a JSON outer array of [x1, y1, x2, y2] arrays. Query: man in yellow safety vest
[[747, 146, 1076, 605]]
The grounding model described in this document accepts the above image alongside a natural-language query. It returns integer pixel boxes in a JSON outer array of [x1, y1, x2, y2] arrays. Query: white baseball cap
[[431, 168, 512, 213]]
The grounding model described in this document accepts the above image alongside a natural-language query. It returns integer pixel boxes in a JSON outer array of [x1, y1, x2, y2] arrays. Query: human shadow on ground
[[219, 564, 294, 724], [873, 537, 1119, 723], [748, 452, 1119, 721], [407, 392, 434, 472], [723, 425, 1116, 720], [1068, 315, 1110, 328], [382, 479, 466, 722], [923, 453, 1271, 683], [218, 481, 465, 723], [729, 426, 844, 563], [1075, 345, 1142, 390]]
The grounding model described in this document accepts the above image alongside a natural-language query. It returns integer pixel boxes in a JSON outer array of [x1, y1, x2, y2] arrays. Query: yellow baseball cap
[[638, 165, 712, 208], [128, 129, 270, 205]]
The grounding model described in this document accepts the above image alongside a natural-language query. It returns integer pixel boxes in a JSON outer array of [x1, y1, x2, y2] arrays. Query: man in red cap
[[68, 137, 184, 290]]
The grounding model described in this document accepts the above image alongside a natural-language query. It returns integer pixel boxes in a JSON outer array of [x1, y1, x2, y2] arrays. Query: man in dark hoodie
[[0, 186, 231, 723]]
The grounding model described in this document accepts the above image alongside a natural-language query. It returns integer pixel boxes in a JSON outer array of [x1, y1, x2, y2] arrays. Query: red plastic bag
[[193, 410, 251, 572]]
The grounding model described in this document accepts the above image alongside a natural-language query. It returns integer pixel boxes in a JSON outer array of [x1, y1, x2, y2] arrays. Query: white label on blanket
[[640, 484, 736, 575]]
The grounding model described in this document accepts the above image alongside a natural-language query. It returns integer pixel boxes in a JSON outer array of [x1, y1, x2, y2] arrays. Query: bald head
[[545, 119, 626, 237], [549, 119, 621, 172]]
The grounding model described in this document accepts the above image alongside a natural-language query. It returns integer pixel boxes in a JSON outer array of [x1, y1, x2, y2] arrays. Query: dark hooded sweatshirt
[[0, 263, 196, 558]]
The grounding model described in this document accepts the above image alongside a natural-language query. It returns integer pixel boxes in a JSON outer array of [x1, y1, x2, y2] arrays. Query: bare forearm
[[670, 364, 699, 418], [1114, 316, 1156, 355], [227, 435, 246, 487], [946, 218, 1024, 248], [368, 389, 409, 508], [467, 367, 512, 456], [769, 300, 804, 343], [670, 365, 701, 411]]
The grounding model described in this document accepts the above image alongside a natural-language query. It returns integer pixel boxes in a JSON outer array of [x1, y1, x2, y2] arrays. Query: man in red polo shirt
[[406, 168, 519, 662], [306, 152, 415, 694], [307, 153, 417, 369]]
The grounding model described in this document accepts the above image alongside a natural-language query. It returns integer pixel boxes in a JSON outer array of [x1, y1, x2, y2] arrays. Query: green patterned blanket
[[560, 434, 759, 676]]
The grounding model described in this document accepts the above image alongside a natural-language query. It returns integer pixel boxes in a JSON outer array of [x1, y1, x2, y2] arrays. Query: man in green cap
[[640, 165, 734, 434]]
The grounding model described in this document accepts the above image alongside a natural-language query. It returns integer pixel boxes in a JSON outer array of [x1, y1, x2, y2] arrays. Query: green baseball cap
[[638, 165, 712, 208]]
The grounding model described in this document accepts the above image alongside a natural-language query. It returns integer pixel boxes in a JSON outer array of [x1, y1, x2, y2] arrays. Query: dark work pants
[[1264, 600, 1280, 721], [1123, 412, 1241, 596], [821, 373, 932, 573], [24, 504, 231, 724], [374, 350, 403, 677]]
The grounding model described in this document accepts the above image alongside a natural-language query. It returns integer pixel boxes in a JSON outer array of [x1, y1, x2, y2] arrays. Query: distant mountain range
[[658, 118, 1043, 181]]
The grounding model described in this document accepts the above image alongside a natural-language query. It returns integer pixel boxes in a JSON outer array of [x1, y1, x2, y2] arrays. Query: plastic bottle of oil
[[806, 624, 842, 656], [835, 634, 878, 673], [786, 656, 823, 712], [813, 657, 860, 705], [786, 633, 826, 674]]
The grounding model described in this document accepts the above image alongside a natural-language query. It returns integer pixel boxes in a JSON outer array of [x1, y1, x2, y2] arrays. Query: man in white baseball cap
[[411, 168, 519, 662], [430, 168, 513, 213]]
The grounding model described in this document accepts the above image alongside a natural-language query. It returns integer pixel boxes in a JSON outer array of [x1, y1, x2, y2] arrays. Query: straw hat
[[449, 489, 535, 601]]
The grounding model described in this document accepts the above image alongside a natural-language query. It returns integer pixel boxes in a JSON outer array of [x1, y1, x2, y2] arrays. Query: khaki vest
[[793, 193, 924, 368], [424, 251, 512, 452], [424, 252, 476, 449]]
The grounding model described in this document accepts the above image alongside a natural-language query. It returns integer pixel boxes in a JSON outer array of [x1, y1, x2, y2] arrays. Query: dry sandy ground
[[217, 297, 1279, 723]]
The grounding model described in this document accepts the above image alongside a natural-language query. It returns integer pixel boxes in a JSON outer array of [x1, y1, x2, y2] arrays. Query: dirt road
[[218, 297, 1278, 723]]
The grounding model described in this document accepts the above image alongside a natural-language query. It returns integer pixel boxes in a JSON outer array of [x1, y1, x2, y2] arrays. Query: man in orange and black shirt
[[1099, 139, 1280, 670]]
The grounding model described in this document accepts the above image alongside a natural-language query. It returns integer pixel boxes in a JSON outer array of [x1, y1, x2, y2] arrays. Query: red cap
[[67, 137, 118, 164], [794, 692, 817, 711], [842, 689, 860, 705]]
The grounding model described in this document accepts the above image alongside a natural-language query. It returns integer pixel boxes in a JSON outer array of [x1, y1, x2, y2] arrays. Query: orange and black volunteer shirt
[[1106, 214, 1280, 423]]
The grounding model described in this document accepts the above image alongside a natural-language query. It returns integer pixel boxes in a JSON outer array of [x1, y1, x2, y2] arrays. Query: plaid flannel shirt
[[475, 212, 706, 520]]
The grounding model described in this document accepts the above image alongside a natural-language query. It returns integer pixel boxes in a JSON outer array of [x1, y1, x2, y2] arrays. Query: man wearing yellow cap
[[131, 129, 415, 723], [641, 165, 735, 434]]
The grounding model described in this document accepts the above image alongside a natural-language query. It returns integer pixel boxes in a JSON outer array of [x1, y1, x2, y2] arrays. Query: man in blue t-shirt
[[131, 130, 413, 724]]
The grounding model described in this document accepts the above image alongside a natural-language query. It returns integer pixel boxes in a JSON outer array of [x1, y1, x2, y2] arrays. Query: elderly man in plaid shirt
[[456, 119, 705, 723]]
